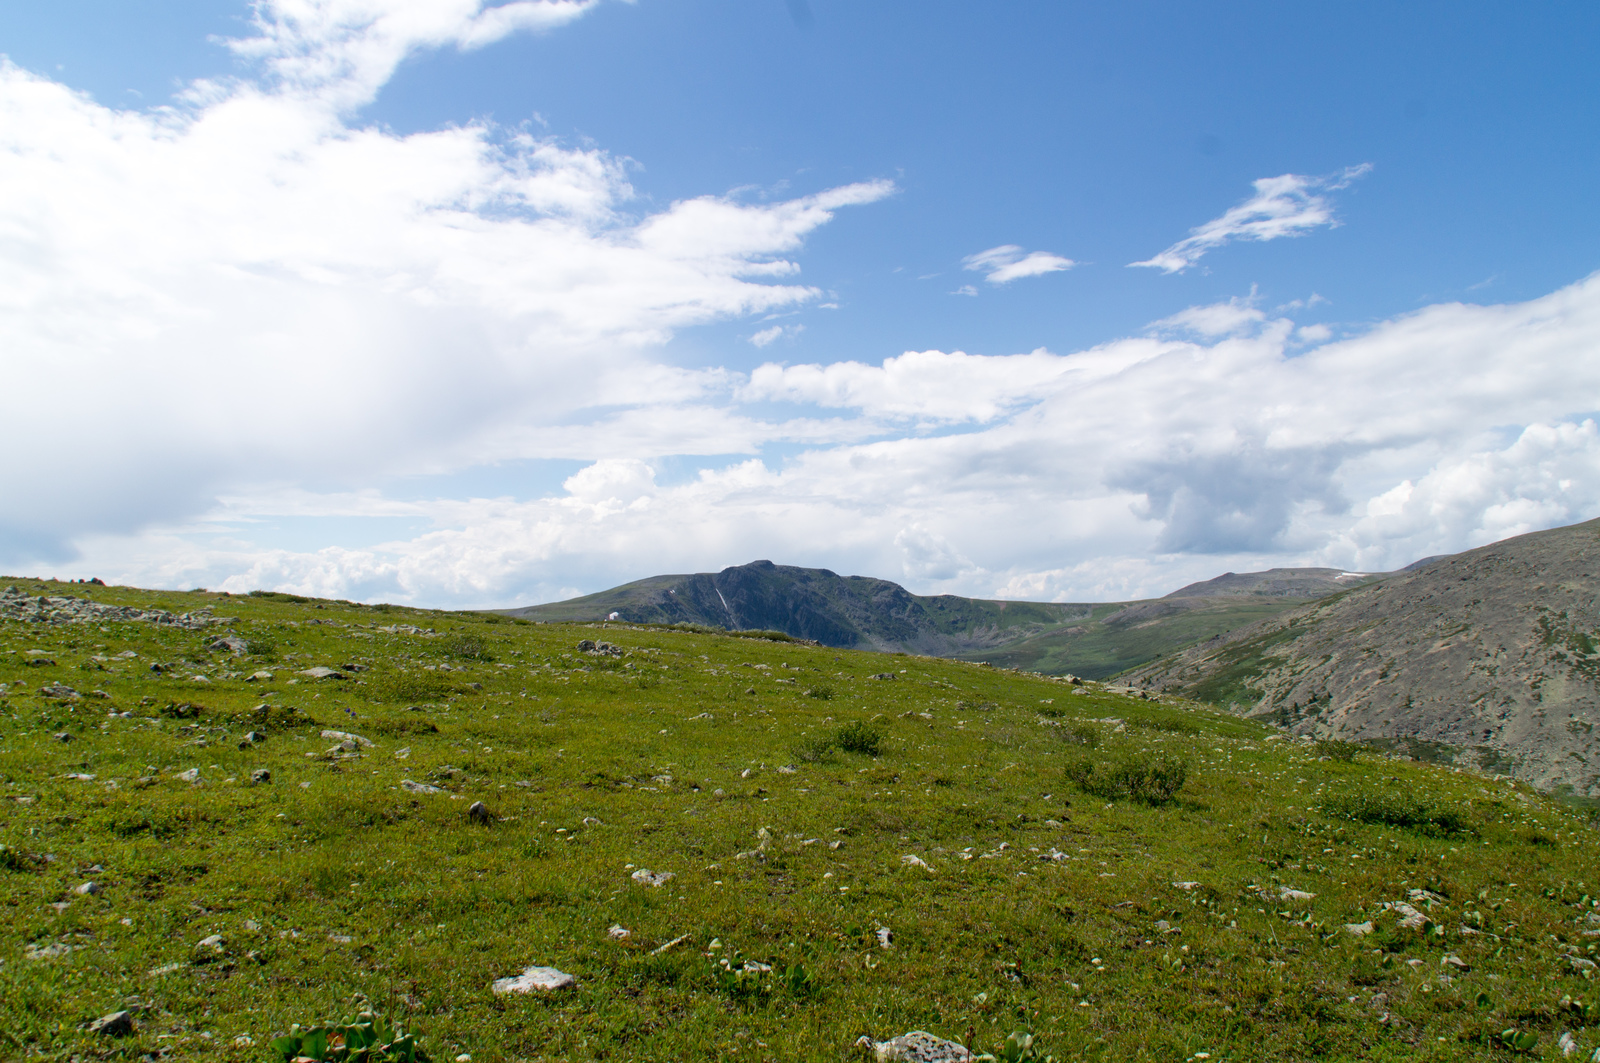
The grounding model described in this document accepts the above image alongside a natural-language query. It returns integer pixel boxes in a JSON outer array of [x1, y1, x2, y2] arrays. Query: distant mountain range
[[501, 559, 1389, 680], [1122, 518, 1600, 798]]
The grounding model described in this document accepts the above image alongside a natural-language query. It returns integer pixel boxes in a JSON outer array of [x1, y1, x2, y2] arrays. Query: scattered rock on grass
[[856, 1030, 972, 1062], [491, 966, 575, 994], [320, 729, 373, 748], [250, 768, 271, 785], [607, 925, 631, 940], [176, 768, 201, 784], [631, 868, 675, 887], [87, 1010, 135, 1038], [402, 780, 442, 795], [298, 667, 345, 680], [468, 801, 493, 824], [24, 941, 73, 960], [900, 854, 934, 872], [1344, 921, 1375, 937], [74, 881, 101, 896]]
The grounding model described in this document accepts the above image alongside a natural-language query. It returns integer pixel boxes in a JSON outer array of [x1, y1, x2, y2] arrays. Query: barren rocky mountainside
[[503, 560, 1389, 679], [1123, 518, 1600, 798]]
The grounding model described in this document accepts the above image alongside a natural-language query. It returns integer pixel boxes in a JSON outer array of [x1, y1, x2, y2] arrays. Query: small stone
[[1441, 954, 1471, 971], [24, 941, 73, 960], [197, 934, 225, 953], [1344, 921, 1375, 937], [176, 768, 201, 783], [402, 779, 442, 795], [876, 927, 893, 948], [250, 768, 271, 785], [1279, 887, 1316, 902], [320, 729, 373, 748], [631, 868, 675, 888], [53, 731, 72, 742], [607, 925, 631, 940], [74, 881, 102, 896], [491, 965, 575, 994], [247, 671, 274, 682], [298, 667, 345, 680], [582, 816, 602, 826], [234, 1034, 256, 1047], [88, 1010, 135, 1038], [900, 854, 934, 872], [857, 1030, 972, 1062], [1172, 881, 1200, 890]]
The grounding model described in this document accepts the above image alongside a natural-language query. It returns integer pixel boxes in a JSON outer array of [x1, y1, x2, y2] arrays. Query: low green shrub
[[365, 672, 460, 704], [835, 720, 885, 757], [1059, 722, 1101, 748], [1065, 752, 1188, 805], [805, 684, 834, 700], [1315, 740, 1363, 762], [1321, 792, 1469, 835], [441, 634, 492, 661], [792, 736, 838, 763], [1131, 714, 1201, 736]]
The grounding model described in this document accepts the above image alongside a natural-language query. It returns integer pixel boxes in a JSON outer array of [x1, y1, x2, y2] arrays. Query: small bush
[[1065, 753, 1188, 805], [792, 736, 838, 763], [1060, 722, 1101, 748], [1315, 739, 1363, 762], [1321, 792, 1469, 836], [246, 637, 278, 659], [366, 672, 460, 704], [805, 684, 834, 700], [835, 721, 885, 757], [1131, 715, 1201, 736], [441, 634, 493, 661]]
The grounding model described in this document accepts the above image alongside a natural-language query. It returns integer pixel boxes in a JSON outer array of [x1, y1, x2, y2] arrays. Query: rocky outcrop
[[0, 585, 234, 630], [1122, 518, 1600, 796]]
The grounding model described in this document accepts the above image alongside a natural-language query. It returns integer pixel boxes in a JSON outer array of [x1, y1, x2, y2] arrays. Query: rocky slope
[[503, 560, 1389, 679], [1122, 518, 1600, 797]]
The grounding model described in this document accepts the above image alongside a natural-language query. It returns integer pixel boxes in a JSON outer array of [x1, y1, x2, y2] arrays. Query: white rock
[[491, 966, 575, 994], [1172, 881, 1200, 890], [631, 868, 675, 888], [876, 927, 893, 948], [74, 881, 101, 895], [197, 934, 224, 952], [320, 730, 373, 748], [607, 925, 631, 940], [900, 854, 934, 872], [856, 1030, 972, 1062], [176, 768, 201, 783], [401, 780, 442, 795], [1344, 921, 1375, 937], [1279, 887, 1316, 902], [24, 942, 73, 960]]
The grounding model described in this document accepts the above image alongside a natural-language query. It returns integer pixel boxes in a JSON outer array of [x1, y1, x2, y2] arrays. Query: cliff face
[[1122, 518, 1600, 796]]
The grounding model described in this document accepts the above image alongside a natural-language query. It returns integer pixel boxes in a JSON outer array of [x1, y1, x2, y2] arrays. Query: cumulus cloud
[[0, 0, 891, 561], [1131, 164, 1371, 273], [962, 244, 1076, 284], [64, 271, 1600, 610]]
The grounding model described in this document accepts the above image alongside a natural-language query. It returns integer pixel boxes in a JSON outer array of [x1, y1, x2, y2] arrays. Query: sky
[[2, 0, 1599, 608]]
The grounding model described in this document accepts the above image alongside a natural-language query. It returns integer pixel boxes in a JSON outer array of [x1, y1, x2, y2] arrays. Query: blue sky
[[2, 1, 1598, 606]]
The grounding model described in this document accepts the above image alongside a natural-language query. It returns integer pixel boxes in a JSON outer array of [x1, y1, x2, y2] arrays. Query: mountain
[[1121, 517, 1600, 797], [501, 560, 1390, 680]]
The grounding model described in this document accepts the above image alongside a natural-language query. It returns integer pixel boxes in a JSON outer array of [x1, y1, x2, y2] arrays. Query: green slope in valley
[[1, 576, 1596, 1061]]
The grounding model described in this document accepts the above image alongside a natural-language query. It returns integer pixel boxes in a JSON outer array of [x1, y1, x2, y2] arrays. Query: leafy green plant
[[1065, 752, 1188, 805], [0, 844, 24, 871], [835, 720, 884, 756], [805, 684, 834, 700], [270, 1001, 433, 1062], [1496, 1028, 1539, 1053], [976, 1030, 1057, 1062]]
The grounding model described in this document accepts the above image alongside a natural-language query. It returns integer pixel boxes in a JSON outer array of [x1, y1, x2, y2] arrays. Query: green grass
[[3, 579, 1600, 1061]]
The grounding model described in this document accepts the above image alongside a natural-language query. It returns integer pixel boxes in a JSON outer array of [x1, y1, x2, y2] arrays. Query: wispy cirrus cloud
[[1131, 164, 1371, 274], [961, 244, 1075, 285]]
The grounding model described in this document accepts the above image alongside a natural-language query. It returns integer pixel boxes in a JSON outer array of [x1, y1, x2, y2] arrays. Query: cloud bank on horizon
[[3, 1, 1598, 609]]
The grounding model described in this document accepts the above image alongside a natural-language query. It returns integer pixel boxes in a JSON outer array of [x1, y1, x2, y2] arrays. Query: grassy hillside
[[4, 578, 1600, 1061]]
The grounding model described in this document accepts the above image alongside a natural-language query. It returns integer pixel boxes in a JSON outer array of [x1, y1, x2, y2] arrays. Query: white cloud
[[739, 347, 1070, 423], [0, 1, 891, 561], [962, 244, 1076, 284], [1131, 164, 1371, 273], [951, 285, 979, 297], [749, 323, 803, 347]]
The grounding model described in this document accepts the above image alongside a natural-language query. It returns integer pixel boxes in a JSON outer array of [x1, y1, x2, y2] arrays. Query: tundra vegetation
[[2, 579, 1599, 1061]]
